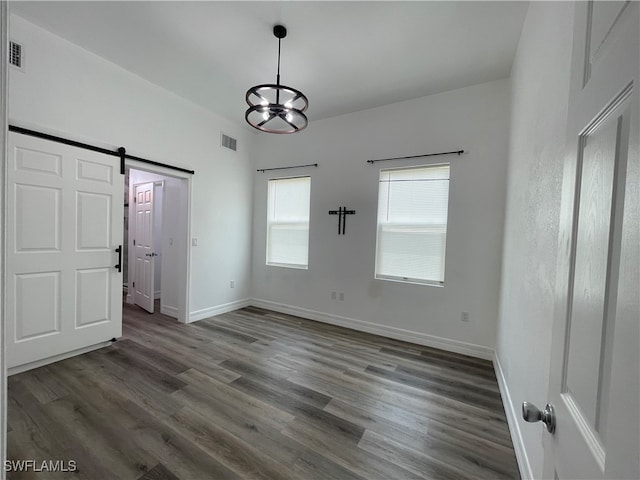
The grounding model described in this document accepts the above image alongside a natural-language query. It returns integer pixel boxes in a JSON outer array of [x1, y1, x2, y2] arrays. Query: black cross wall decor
[[328, 206, 356, 235]]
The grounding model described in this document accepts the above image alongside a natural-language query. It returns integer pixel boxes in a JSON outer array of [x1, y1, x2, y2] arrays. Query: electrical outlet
[[339, 292, 344, 301], [331, 291, 337, 300], [230, 280, 235, 289], [192, 238, 198, 247], [461, 311, 470, 322]]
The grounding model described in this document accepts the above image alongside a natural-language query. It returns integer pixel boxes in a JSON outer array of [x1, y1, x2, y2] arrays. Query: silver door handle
[[522, 401, 556, 433]]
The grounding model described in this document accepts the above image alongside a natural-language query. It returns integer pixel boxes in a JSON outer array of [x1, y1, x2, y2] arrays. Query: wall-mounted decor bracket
[[328, 206, 355, 235]]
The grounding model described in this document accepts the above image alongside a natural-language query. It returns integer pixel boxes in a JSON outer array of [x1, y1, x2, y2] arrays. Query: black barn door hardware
[[114, 245, 122, 272], [9, 125, 195, 175], [118, 147, 126, 174], [328, 206, 356, 235]]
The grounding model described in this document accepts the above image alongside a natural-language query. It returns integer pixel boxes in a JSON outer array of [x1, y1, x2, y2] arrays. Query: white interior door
[[133, 182, 155, 313], [6, 132, 124, 369], [541, 2, 639, 478]]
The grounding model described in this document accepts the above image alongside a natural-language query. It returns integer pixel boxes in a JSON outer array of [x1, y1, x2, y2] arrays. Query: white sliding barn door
[[133, 182, 155, 313], [6, 133, 124, 369], [542, 1, 639, 479]]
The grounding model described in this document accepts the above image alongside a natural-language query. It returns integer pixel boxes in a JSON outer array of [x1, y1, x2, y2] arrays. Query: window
[[375, 164, 450, 285], [266, 176, 311, 268]]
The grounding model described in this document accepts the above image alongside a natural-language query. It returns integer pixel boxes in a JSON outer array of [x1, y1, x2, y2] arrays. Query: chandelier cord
[[277, 37, 281, 85], [276, 37, 282, 104]]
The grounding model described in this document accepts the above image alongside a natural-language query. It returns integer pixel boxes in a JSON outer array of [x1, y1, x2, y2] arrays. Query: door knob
[[522, 401, 556, 433]]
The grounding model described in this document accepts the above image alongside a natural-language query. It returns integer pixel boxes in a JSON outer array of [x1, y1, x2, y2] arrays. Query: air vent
[[221, 133, 237, 152], [9, 41, 23, 70]]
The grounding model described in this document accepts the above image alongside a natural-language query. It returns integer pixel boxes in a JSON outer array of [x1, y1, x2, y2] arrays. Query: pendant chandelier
[[245, 25, 309, 134]]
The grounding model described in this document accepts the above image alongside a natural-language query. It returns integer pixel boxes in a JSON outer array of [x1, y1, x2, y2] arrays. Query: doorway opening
[[123, 163, 191, 323]]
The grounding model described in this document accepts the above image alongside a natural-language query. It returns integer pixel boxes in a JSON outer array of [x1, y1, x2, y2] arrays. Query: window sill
[[266, 262, 308, 270], [375, 275, 444, 288]]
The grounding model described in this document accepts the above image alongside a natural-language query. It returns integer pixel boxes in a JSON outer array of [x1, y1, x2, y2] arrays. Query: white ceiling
[[10, 1, 528, 128]]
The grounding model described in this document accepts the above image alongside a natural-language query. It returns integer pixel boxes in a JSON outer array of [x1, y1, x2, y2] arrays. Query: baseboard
[[154, 290, 161, 300], [189, 298, 252, 323], [249, 298, 493, 360], [493, 351, 532, 479], [7, 341, 112, 376], [160, 303, 179, 319]]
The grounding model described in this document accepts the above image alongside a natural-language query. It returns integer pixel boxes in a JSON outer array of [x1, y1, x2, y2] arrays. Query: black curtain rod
[[257, 163, 318, 173], [367, 150, 464, 164], [9, 125, 195, 175]]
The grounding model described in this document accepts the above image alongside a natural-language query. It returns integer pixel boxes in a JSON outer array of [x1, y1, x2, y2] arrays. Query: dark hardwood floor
[[7, 302, 520, 479]]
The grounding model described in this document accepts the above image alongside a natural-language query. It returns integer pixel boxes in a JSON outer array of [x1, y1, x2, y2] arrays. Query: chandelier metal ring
[[245, 84, 309, 113], [245, 104, 308, 134]]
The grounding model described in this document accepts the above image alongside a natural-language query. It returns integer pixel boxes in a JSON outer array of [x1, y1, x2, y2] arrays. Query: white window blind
[[266, 176, 311, 268], [375, 164, 450, 284]]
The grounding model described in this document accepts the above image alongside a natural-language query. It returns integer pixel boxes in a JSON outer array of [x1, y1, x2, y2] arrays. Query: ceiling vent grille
[[221, 133, 237, 152], [9, 41, 23, 69]]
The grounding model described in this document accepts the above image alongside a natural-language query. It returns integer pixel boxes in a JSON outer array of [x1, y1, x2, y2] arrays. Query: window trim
[[265, 175, 311, 270], [374, 274, 444, 288], [374, 163, 450, 286]]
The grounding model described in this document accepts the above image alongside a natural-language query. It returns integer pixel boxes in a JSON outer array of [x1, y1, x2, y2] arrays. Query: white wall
[[8, 15, 255, 320], [252, 79, 510, 356], [495, 3, 574, 478]]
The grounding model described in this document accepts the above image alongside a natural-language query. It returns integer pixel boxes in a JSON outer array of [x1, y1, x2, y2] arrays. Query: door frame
[[125, 161, 192, 323], [131, 180, 157, 313], [1, 3, 8, 479]]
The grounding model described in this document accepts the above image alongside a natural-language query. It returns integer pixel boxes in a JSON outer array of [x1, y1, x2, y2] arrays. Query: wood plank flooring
[[7, 303, 520, 479]]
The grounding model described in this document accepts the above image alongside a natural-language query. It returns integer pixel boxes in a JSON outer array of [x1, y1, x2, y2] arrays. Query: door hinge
[[133, 239, 136, 246], [132, 281, 135, 288]]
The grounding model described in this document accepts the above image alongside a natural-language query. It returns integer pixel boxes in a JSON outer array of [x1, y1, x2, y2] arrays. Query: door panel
[[557, 94, 630, 476], [15, 146, 62, 175], [15, 271, 61, 340], [6, 132, 123, 369], [545, 1, 639, 478], [77, 191, 112, 249], [15, 184, 61, 251], [76, 268, 111, 327], [585, 1, 633, 84], [77, 158, 113, 183], [564, 101, 627, 438]]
